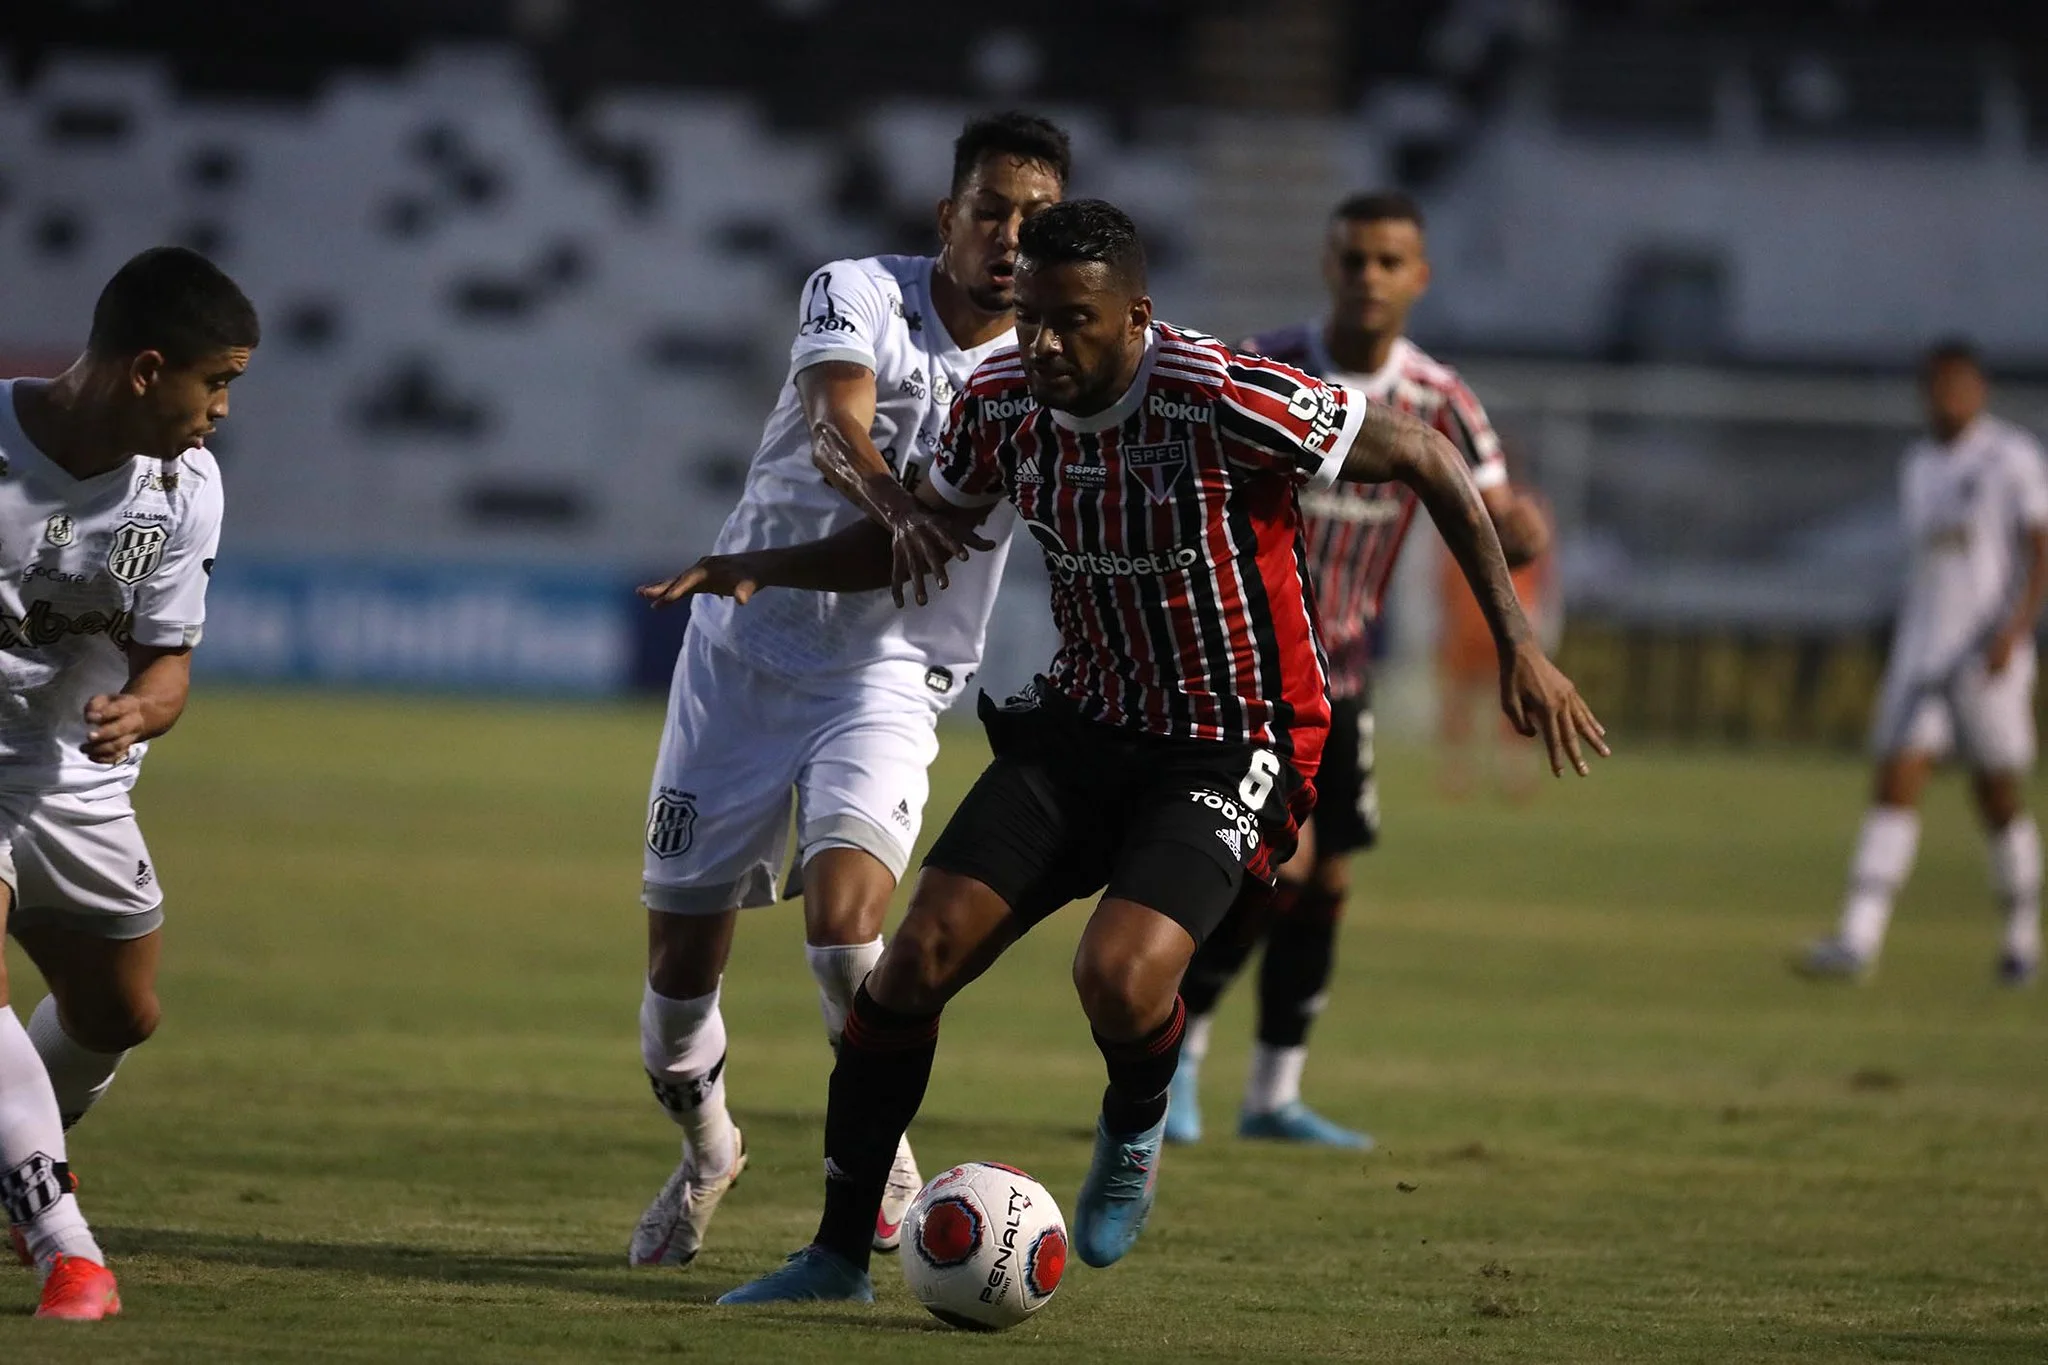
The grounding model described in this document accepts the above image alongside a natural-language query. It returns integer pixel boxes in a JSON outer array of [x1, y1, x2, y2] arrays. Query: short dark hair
[[1332, 190, 1424, 230], [1923, 336, 1983, 377], [88, 246, 260, 364], [1017, 199, 1146, 292], [951, 111, 1072, 195]]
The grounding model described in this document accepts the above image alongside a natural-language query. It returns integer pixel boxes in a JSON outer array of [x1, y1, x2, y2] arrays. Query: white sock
[[1243, 1043, 1307, 1115], [1837, 806, 1921, 958], [1181, 1012, 1214, 1069], [1989, 815, 2043, 961], [806, 937, 885, 1046], [639, 982, 736, 1176], [0, 1008, 102, 1270], [26, 998, 125, 1131]]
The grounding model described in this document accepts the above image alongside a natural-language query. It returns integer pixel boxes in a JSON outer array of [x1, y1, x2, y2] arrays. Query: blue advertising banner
[[198, 560, 638, 696]]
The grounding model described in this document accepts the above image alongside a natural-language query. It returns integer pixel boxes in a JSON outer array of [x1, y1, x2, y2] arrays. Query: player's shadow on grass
[[100, 1226, 726, 1305]]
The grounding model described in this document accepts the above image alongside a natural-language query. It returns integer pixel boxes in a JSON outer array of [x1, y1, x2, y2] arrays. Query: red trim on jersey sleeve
[[929, 369, 1014, 510]]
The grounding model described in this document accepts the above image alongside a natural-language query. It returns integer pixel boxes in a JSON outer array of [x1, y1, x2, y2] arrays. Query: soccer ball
[[900, 1162, 1067, 1331]]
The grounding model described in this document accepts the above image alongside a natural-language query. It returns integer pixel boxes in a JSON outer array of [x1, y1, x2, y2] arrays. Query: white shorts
[[0, 789, 164, 940], [1871, 643, 2037, 773], [641, 628, 943, 915]]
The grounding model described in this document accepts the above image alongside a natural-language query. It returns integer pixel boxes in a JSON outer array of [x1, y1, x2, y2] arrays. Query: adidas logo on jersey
[[1148, 395, 1211, 423], [1015, 456, 1044, 485], [1214, 826, 1243, 858]]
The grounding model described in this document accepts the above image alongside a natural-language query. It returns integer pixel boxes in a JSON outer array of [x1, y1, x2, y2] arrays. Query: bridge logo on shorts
[[106, 519, 169, 584], [646, 790, 698, 859], [1124, 440, 1191, 505]]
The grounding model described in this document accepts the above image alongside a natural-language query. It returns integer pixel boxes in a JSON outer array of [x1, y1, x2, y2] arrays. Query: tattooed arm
[[1335, 402, 1609, 776]]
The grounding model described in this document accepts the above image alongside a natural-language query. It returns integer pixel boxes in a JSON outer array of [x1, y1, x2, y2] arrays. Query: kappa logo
[[44, 514, 75, 547], [1124, 440, 1192, 505], [1148, 394, 1211, 424], [107, 519, 169, 584], [646, 790, 699, 859], [979, 395, 1037, 423]]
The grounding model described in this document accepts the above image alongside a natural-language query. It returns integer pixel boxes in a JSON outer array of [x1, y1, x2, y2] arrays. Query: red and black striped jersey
[[930, 323, 1371, 777], [1241, 326, 1503, 699]]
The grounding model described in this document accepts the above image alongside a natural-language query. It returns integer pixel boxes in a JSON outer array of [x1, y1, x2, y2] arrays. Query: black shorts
[[924, 684, 1311, 945], [1311, 688, 1380, 856]]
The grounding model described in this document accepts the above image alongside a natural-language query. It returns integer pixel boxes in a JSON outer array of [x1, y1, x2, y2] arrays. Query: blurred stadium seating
[[3, 1, 2045, 721]]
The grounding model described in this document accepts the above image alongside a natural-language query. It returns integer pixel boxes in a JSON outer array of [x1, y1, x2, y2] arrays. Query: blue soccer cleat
[[1237, 1100, 1374, 1150], [715, 1244, 874, 1306], [1794, 936, 1874, 982], [1073, 1115, 1165, 1268], [1163, 1054, 1203, 1145]]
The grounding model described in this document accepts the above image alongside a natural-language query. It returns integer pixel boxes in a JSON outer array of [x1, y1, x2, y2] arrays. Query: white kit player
[[1802, 341, 2048, 986], [1, 247, 254, 1320], [623, 113, 1070, 1268]]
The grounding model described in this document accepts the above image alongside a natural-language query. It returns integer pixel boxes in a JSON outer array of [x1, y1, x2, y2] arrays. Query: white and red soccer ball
[[900, 1161, 1067, 1331]]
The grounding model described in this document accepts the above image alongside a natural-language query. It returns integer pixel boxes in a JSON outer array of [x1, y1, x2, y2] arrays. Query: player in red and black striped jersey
[[666, 201, 1604, 1302], [1169, 191, 1554, 1152]]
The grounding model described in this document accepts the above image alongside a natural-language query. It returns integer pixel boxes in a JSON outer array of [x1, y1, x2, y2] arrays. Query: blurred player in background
[[1800, 341, 2048, 987], [1, 246, 251, 1320], [624, 113, 1069, 1269], [1439, 480, 1560, 801], [659, 200, 1604, 1304], [1166, 192, 1549, 1150]]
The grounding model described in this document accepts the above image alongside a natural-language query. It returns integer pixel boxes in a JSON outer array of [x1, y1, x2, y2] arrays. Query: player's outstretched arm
[[82, 644, 193, 765], [637, 482, 991, 611], [1988, 526, 2048, 673], [1339, 404, 1609, 776], [800, 362, 985, 590]]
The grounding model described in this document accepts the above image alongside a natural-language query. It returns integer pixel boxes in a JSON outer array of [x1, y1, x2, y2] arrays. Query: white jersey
[[1892, 414, 2048, 683], [0, 380, 224, 799], [690, 255, 1018, 702]]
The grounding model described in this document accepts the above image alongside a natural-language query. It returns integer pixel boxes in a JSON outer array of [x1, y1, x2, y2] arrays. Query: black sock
[[1181, 879, 1292, 1016], [1256, 883, 1343, 1049], [814, 984, 940, 1270], [1094, 996, 1187, 1135]]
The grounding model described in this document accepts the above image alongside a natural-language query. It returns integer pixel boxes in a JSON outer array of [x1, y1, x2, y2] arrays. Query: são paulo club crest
[[646, 790, 698, 859], [1123, 441, 1191, 506], [106, 519, 169, 583]]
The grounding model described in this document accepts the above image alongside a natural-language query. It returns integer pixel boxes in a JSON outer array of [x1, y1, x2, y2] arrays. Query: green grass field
[[4, 690, 2045, 1363]]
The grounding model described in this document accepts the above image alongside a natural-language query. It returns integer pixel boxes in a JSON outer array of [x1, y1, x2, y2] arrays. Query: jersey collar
[[1049, 328, 1161, 434], [1310, 325, 1411, 397]]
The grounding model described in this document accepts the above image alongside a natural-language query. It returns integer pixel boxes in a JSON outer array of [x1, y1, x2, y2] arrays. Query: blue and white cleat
[[1237, 1101, 1374, 1150], [1794, 937, 1874, 982], [1997, 951, 2038, 988], [1073, 1115, 1165, 1269], [715, 1244, 874, 1305], [1163, 1054, 1203, 1145]]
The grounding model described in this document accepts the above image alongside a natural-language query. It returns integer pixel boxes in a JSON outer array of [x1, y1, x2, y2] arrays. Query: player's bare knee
[[67, 990, 159, 1052], [1071, 947, 1170, 1040], [868, 913, 964, 1013], [645, 911, 734, 999], [1973, 772, 2026, 829]]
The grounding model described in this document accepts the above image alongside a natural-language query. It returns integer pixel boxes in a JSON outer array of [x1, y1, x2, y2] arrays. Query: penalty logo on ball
[[914, 1195, 983, 1269]]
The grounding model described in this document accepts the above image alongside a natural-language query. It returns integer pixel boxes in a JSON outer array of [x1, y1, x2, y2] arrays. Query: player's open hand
[[637, 554, 765, 609], [887, 503, 997, 609], [81, 693, 149, 765], [1501, 643, 1610, 777]]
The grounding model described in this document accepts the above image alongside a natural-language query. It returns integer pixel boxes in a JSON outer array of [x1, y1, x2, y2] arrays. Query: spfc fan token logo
[[1124, 441, 1191, 506], [646, 791, 698, 859], [106, 519, 169, 584], [44, 514, 75, 547]]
